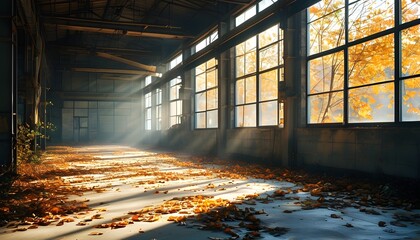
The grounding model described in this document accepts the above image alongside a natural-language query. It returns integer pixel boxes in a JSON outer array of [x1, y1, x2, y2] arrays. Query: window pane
[[308, 91, 344, 123], [236, 106, 244, 127], [243, 104, 257, 127], [279, 102, 284, 127], [170, 101, 177, 116], [196, 73, 206, 92], [245, 76, 257, 103], [401, 25, 420, 77], [348, 0, 394, 42], [207, 110, 218, 128], [308, 8, 345, 55], [207, 89, 218, 110], [236, 105, 256, 127], [348, 35, 394, 87], [196, 92, 206, 112], [236, 56, 245, 77], [259, 25, 278, 48], [170, 84, 181, 100], [260, 69, 278, 101], [177, 100, 183, 116], [245, 51, 257, 74], [401, 77, 420, 121], [246, 37, 257, 51], [196, 62, 206, 75], [259, 44, 278, 71], [236, 79, 245, 105], [196, 112, 206, 128], [349, 83, 394, 123], [207, 58, 216, 69], [207, 69, 217, 88], [278, 41, 284, 65], [309, 51, 344, 94], [402, 0, 420, 23], [236, 42, 245, 56], [259, 101, 278, 126], [308, 0, 345, 23]]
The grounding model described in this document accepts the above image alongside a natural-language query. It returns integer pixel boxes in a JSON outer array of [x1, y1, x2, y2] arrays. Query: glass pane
[[245, 51, 257, 75], [245, 76, 257, 103], [243, 104, 257, 127], [349, 83, 394, 123], [207, 110, 218, 128], [259, 25, 278, 48], [259, 44, 278, 71], [308, 91, 344, 123], [348, 0, 394, 42], [170, 101, 177, 116], [308, 0, 345, 23], [309, 51, 344, 94], [207, 69, 217, 88], [348, 35, 394, 87], [236, 41, 246, 56], [260, 69, 278, 101], [279, 102, 284, 127], [401, 77, 420, 121], [236, 79, 245, 105], [177, 100, 183, 116], [236, 106, 244, 127], [196, 92, 206, 112], [402, 0, 420, 23], [146, 108, 151, 119], [196, 62, 206, 75], [196, 73, 206, 92], [278, 41, 284, 65], [259, 101, 278, 126], [207, 89, 218, 110], [246, 36, 257, 51], [207, 58, 216, 69], [170, 84, 181, 100], [308, 8, 345, 55], [236, 55, 245, 77], [196, 112, 206, 128], [259, 0, 277, 12], [401, 25, 420, 77], [170, 116, 177, 127]]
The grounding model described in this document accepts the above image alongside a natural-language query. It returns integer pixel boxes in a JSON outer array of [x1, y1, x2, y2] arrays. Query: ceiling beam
[[72, 67, 151, 75], [45, 23, 192, 39], [50, 44, 154, 56], [96, 52, 157, 72]]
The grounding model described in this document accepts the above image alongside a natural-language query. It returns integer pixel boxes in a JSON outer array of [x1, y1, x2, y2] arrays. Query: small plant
[[17, 122, 55, 164]]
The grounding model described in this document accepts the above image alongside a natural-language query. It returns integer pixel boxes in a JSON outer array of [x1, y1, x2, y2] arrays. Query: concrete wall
[[297, 128, 420, 178]]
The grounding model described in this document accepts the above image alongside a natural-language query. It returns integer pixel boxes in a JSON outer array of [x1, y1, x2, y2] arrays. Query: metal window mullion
[[256, 35, 260, 127], [344, 0, 349, 125], [395, 0, 401, 122]]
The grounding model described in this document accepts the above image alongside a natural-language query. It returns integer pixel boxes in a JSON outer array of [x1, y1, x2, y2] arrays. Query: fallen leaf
[[89, 232, 103, 235]]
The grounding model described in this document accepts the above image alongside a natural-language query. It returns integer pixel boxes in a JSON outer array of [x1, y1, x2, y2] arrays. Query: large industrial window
[[155, 88, 162, 130], [307, 0, 420, 124], [235, 24, 284, 127], [169, 77, 182, 127], [145, 92, 152, 130], [195, 58, 218, 129]]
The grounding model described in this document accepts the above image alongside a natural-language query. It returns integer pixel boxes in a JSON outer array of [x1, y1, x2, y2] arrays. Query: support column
[[282, 12, 304, 168], [0, 0, 17, 175]]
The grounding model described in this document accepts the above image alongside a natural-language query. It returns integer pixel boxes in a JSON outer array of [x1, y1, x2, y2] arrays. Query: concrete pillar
[[281, 12, 304, 168], [0, 0, 17, 174]]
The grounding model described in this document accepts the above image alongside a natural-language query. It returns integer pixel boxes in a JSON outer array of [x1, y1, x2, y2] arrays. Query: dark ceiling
[[36, 0, 254, 77]]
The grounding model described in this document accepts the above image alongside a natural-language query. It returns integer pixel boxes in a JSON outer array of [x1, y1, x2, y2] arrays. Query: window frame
[[194, 58, 219, 129], [306, 0, 420, 126], [234, 24, 285, 128]]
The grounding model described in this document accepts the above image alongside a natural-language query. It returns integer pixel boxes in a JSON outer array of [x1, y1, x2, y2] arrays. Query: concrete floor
[[0, 145, 419, 240]]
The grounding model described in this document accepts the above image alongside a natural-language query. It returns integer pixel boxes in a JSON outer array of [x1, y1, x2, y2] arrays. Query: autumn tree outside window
[[195, 58, 218, 129], [307, 0, 420, 124]]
